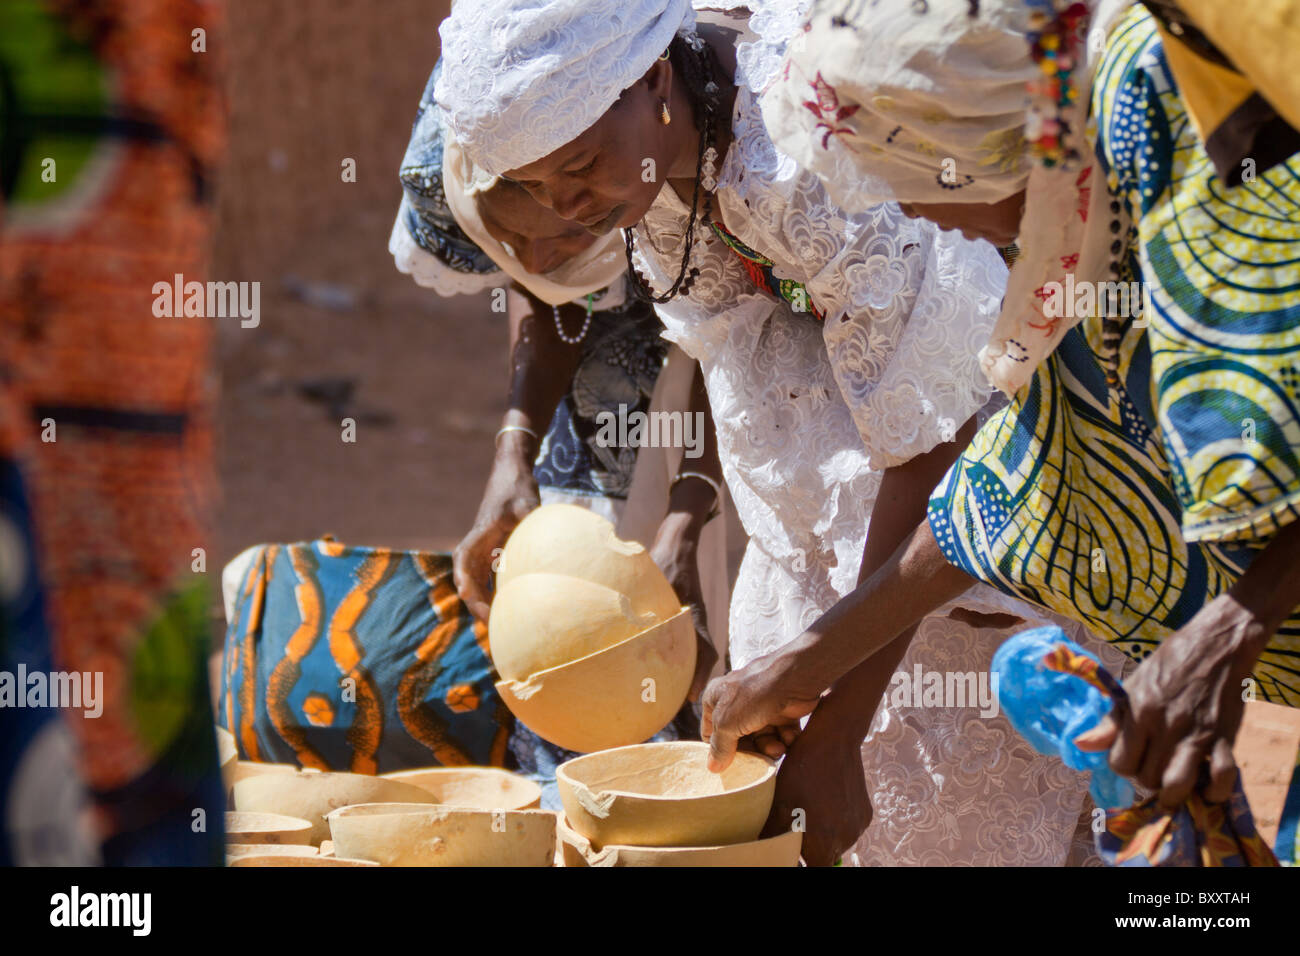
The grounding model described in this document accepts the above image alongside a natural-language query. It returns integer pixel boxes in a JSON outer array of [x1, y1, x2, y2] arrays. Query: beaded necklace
[[552, 293, 595, 345], [709, 219, 826, 322]]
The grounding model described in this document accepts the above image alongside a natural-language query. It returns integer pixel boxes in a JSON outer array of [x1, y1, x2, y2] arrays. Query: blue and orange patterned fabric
[[1100, 776, 1280, 867], [219, 541, 511, 772]]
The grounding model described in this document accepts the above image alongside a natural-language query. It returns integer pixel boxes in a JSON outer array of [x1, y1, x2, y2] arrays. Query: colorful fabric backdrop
[[0, 0, 226, 865], [219, 541, 511, 772]]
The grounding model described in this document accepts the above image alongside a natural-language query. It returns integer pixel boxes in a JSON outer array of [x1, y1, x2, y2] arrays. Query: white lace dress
[[631, 53, 1132, 864]]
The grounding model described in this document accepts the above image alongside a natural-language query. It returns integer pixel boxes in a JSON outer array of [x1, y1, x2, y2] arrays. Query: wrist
[[495, 424, 540, 463], [667, 473, 720, 532]]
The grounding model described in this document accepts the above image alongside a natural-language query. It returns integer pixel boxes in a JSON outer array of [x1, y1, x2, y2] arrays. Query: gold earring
[[659, 99, 671, 125]]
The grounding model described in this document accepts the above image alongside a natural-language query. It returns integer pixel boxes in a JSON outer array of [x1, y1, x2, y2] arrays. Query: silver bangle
[[671, 470, 723, 520], [495, 424, 539, 444]]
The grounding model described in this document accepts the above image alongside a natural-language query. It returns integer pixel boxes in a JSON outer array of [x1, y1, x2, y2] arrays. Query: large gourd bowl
[[557, 741, 777, 849], [489, 504, 695, 752]]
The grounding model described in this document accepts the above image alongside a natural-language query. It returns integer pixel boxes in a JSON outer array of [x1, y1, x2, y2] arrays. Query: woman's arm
[[744, 417, 982, 864], [649, 361, 724, 699], [452, 283, 585, 621], [702, 514, 972, 769]]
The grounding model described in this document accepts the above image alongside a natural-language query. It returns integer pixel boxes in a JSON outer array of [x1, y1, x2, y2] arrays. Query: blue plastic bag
[[992, 626, 1134, 809]]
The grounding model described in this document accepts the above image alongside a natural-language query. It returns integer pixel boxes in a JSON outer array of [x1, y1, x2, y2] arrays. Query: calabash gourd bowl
[[228, 855, 378, 867], [216, 726, 238, 790], [557, 741, 777, 849], [327, 803, 557, 867], [230, 771, 439, 844], [495, 609, 695, 753], [223, 811, 313, 845], [380, 767, 541, 810], [557, 815, 802, 867], [225, 843, 319, 860]]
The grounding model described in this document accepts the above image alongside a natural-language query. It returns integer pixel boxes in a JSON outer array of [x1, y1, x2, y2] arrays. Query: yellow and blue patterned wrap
[[928, 6, 1300, 861], [218, 540, 510, 772]]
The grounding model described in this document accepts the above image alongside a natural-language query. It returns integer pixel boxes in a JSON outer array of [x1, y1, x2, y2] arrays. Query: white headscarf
[[435, 0, 696, 176], [762, 0, 1134, 396]]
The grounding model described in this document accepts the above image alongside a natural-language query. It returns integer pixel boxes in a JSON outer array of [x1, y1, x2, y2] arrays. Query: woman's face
[[502, 61, 682, 235], [476, 181, 597, 275], [899, 190, 1027, 247]]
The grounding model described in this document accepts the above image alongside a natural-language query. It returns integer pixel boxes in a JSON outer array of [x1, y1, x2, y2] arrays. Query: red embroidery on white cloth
[[803, 72, 861, 150], [1076, 166, 1092, 222]]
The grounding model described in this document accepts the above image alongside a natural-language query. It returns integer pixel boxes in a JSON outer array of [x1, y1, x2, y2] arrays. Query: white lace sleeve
[[388, 210, 501, 298], [717, 85, 1004, 469], [821, 221, 1005, 468]]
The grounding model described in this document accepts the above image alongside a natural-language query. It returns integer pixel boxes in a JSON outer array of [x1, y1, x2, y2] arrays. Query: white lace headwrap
[[762, 0, 1134, 396], [435, 0, 697, 176]]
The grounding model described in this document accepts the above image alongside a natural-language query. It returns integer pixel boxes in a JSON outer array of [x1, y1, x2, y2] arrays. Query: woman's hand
[[1075, 592, 1267, 808], [452, 432, 540, 622], [700, 651, 823, 772], [1075, 518, 1300, 809]]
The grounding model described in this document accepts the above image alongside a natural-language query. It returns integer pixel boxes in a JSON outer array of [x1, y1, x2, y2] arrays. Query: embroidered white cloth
[[435, 0, 695, 176], [760, 0, 1135, 396], [634, 32, 1115, 863]]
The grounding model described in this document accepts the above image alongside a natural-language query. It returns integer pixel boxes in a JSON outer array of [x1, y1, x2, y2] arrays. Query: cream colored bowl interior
[[380, 767, 541, 810], [560, 740, 772, 797]]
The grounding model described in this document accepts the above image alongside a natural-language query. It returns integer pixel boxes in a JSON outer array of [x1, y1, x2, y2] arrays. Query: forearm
[[806, 417, 980, 736], [662, 362, 722, 537], [1222, 517, 1300, 660], [501, 283, 583, 438], [497, 283, 584, 466]]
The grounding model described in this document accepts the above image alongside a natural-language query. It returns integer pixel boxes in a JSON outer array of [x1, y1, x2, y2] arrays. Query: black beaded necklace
[[625, 37, 721, 303]]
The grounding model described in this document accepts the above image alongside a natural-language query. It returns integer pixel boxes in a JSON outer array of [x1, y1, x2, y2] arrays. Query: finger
[[1073, 714, 1118, 751], [453, 554, 493, 622], [1107, 714, 1147, 779], [1136, 731, 1177, 792], [1158, 739, 1208, 810], [701, 683, 740, 772], [699, 682, 717, 743], [778, 723, 801, 747], [1204, 737, 1238, 804], [752, 732, 787, 760], [707, 721, 739, 773]]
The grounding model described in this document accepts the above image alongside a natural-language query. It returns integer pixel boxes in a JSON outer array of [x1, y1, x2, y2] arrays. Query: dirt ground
[[212, 0, 485, 569]]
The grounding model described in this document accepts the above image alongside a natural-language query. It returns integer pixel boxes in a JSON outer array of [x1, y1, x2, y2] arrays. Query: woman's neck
[[665, 24, 739, 214]]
